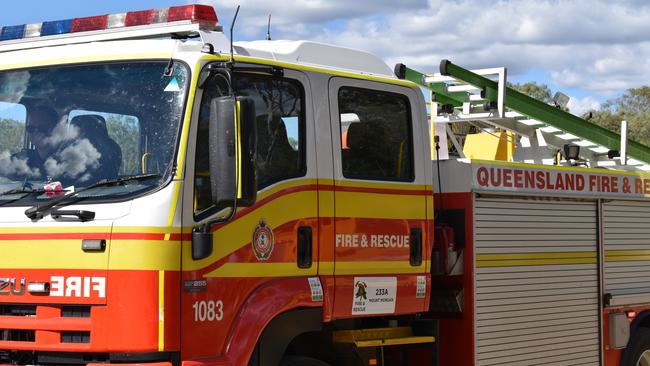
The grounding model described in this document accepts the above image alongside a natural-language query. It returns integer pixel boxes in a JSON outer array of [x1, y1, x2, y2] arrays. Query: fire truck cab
[[0, 5, 434, 366]]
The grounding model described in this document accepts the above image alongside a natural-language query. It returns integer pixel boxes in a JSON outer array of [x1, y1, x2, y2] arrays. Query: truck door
[[328, 77, 430, 318], [182, 67, 319, 359]]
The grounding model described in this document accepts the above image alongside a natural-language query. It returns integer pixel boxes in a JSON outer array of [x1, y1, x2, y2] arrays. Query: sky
[[2, 0, 650, 116]]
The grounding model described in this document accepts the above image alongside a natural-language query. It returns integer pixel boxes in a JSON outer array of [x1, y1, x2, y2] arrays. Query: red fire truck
[[0, 4, 649, 366]]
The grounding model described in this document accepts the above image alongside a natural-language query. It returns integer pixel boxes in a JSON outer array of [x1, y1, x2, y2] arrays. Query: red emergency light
[[0, 5, 219, 41]]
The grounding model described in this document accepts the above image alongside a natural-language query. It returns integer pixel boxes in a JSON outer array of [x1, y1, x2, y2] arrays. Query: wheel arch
[[631, 310, 650, 337], [221, 277, 323, 366], [249, 307, 323, 366]]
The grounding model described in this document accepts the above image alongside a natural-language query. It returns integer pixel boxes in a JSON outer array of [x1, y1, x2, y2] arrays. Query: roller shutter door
[[475, 197, 600, 366], [603, 200, 650, 297]]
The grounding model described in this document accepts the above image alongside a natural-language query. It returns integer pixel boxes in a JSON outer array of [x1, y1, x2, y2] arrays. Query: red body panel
[[433, 192, 475, 366]]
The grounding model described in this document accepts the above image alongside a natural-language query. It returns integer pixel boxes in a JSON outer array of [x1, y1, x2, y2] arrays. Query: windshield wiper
[[0, 187, 49, 207], [24, 173, 161, 220], [0, 187, 47, 197]]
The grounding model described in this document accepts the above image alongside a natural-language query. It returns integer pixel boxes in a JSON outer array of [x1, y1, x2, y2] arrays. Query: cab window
[[339, 87, 413, 181], [194, 72, 306, 217]]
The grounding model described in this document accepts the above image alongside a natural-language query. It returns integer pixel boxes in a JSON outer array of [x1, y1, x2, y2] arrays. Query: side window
[[0, 101, 26, 155], [68, 110, 140, 175], [194, 72, 306, 217], [339, 87, 413, 181]]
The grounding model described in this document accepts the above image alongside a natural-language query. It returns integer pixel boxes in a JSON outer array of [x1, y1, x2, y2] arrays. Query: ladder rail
[[399, 60, 650, 165]]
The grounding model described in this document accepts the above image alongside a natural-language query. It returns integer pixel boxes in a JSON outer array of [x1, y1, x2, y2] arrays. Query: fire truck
[[1, 4, 650, 366]]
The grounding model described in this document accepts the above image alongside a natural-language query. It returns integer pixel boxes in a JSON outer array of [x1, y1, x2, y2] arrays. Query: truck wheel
[[279, 356, 331, 366], [622, 327, 650, 366]]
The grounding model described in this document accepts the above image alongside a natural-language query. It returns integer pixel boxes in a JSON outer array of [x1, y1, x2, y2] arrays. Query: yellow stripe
[[109, 240, 181, 271], [0, 53, 172, 71], [476, 252, 597, 267], [0, 240, 109, 269], [174, 60, 202, 179], [0, 240, 180, 271], [477, 258, 597, 267], [258, 178, 318, 200], [166, 59, 204, 228], [319, 261, 335, 275], [165, 181, 182, 230], [204, 262, 316, 278], [113, 226, 182, 234], [336, 180, 430, 191], [605, 250, 650, 262], [336, 191, 427, 219], [158, 270, 165, 352], [335, 261, 428, 275], [205, 261, 428, 277], [184, 189, 318, 270], [200, 54, 417, 89], [477, 252, 597, 260]]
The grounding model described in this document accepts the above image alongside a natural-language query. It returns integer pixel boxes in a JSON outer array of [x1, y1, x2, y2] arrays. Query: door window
[[194, 72, 306, 217], [338, 87, 413, 181]]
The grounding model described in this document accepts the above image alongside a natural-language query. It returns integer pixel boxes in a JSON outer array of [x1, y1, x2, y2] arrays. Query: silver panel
[[475, 197, 600, 366], [603, 200, 650, 301]]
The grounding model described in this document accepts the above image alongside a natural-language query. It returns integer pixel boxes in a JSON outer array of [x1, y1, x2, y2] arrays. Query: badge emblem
[[355, 281, 368, 301], [252, 219, 274, 261]]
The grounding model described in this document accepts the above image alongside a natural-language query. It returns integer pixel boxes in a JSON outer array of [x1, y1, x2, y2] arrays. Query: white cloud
[[44, 139, 101, 182], [198, 0, 650, 101], [43, 121, 78, 147], [568, 96, 601, 116], [0, 151, 41, 178]]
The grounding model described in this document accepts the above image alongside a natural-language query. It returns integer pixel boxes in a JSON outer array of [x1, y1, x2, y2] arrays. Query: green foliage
[[105, 115, 140, 175], [590, 86, 650, 146], [0, 119, 24, 154], [509, 82, 553, 104]]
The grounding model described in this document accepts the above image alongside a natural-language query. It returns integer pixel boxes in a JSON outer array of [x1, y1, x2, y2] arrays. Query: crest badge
[[252, 219, 274, 261]]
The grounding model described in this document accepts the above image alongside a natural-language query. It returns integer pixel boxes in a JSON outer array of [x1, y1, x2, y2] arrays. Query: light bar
[[0, 4, 218, 42]]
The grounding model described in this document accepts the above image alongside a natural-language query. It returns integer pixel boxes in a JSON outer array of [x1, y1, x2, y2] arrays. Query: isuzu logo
[[0, 278, 25, 295]]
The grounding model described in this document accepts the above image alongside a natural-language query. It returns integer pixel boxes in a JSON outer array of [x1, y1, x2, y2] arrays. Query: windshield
[[0, 61, 188, 205]]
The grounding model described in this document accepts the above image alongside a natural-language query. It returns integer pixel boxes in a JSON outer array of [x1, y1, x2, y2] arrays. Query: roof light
[[24, 23, 42, 38], [71, 15, 108, 33], [0, 5, 219, 43], [124, 10, 155, 27], [41, 19, 73, 36], [0, 25, 25, 41], [107, 13, 127, 29], [167, 5, 218, 26]]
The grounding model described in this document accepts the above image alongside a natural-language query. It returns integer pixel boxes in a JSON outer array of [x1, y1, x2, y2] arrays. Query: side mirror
[[209, 95, 257, 210]]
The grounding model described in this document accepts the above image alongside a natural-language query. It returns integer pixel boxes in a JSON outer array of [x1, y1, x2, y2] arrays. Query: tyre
[[279, 356, 331, 366], [622, 326, 650, 366]]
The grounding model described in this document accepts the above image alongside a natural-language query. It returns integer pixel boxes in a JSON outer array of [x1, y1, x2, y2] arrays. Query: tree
[[589, 86, 650, 146], [509, 82, 553, 104], [0, 119, 24, 154]]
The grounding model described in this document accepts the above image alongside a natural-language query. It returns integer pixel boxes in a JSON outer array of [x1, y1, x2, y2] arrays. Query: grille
[[61, 331, 90, 344], [61, 305, 91, 318], [0, 329, 35, 342], [0, 304, 93, 346], [0, 304, 36, 316]]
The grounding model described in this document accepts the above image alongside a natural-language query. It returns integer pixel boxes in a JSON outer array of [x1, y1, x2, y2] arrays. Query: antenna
[[266, 14, 272, 40], [229, 5, 241, 64]]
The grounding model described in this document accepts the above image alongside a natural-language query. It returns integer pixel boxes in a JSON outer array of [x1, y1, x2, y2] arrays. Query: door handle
[[410, 228, 423, 266], [297, 226, 313, 269]]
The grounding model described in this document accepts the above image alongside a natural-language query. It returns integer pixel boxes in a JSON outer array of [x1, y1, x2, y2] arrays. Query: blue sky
[[3, 1, 650, 115]]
